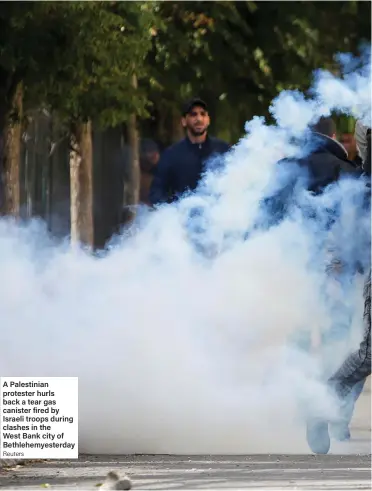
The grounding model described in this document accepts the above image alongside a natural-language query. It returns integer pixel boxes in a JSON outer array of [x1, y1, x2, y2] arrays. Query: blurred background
[[0, 1, 370, 248]]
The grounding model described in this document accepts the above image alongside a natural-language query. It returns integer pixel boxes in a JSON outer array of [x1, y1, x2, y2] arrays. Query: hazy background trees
[[0, 0, 369, 248]]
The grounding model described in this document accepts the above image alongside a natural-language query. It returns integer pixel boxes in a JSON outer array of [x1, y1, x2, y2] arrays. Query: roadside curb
[[0, 459, 19, 469], [0, 459, 45, 470]]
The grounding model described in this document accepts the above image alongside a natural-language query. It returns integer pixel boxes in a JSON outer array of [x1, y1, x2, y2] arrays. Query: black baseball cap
[[182, 98, 208, 116]]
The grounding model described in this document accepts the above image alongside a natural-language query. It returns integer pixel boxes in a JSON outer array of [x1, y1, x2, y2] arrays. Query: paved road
[[0, 454, 371, 490], [0, 384, 370, 490]]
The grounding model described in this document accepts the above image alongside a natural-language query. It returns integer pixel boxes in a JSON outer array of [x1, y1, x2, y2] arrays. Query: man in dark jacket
[[260, 116, 359, 229], [305, 117, 361, 187], [149, 98, 230, 205]]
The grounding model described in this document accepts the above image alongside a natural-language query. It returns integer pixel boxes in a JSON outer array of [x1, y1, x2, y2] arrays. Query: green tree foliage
[[0, 2, 48, 125], [0, 1, 50, 214], [0, 0, 369, 230], [1, 1, 369, 142], [26, 1, 159, 129], [0, 1, 162, 233], [145, 1, 371, 143]]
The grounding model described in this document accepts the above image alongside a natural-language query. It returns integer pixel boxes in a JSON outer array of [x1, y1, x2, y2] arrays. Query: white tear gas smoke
[[0, 49, 370, 454]]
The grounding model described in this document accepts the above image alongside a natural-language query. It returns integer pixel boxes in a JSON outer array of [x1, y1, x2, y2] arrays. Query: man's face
[[340, 133, 355, 155], [182, 105, 210, 137]]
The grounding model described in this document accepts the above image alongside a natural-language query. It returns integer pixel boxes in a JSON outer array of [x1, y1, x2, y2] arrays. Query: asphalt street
[[0, 382, 370, 490], [0, 453, 371, 490]]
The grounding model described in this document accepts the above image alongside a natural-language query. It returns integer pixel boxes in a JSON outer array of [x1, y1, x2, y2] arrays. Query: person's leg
[[328, 270, 369, 441], [306, 271, 371, 454], [329, 377, 367, 441], [328, 273, 371, 397], [350, 376, 367, 401]]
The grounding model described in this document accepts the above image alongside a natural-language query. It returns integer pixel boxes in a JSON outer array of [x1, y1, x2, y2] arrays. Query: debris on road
[[100, 470, 132, 490]]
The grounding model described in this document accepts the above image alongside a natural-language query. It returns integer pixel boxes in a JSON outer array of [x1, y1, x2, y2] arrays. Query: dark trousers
[[328, 269, 371, 400], [339, 378, 366, 426]]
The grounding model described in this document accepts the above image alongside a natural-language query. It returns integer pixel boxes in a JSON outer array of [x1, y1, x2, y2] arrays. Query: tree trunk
[[45, 115, 55, 231], [171, 105, 184, 143], [123, 72, 140, 225], [0, 81, 23, 216], [69, 120, 94, 248]]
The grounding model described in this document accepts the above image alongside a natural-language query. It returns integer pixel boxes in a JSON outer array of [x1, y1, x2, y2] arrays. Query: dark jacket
[[149, 136, 230, 205], [299, 132, 361, 190], [261, 133, 361, 227]]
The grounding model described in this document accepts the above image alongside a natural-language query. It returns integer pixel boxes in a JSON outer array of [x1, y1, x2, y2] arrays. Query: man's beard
[[188, 126, 207, 137]]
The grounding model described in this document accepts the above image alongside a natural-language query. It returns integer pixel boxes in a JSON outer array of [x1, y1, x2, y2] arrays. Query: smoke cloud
[[0, 48, 370, 454]]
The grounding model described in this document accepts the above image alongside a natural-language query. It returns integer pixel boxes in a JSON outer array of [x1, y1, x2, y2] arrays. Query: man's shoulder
[[167, 138, 188, 151], [307, 150, 340, 165], [162, 139, 188, 157], [158, 139, 188, 166], [209, 136, 230, 151], [309, 150, 356, 172]]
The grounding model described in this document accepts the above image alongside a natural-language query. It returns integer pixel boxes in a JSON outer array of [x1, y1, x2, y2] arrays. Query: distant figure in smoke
[[261, 116, 368, 444], [260, 116, 359, 230], [310, 119, 368, 443], [324, 120, 371, 442], [306, 120, 371, 455], [300, 116, 359, 190], [149, 98, 230, 205]]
